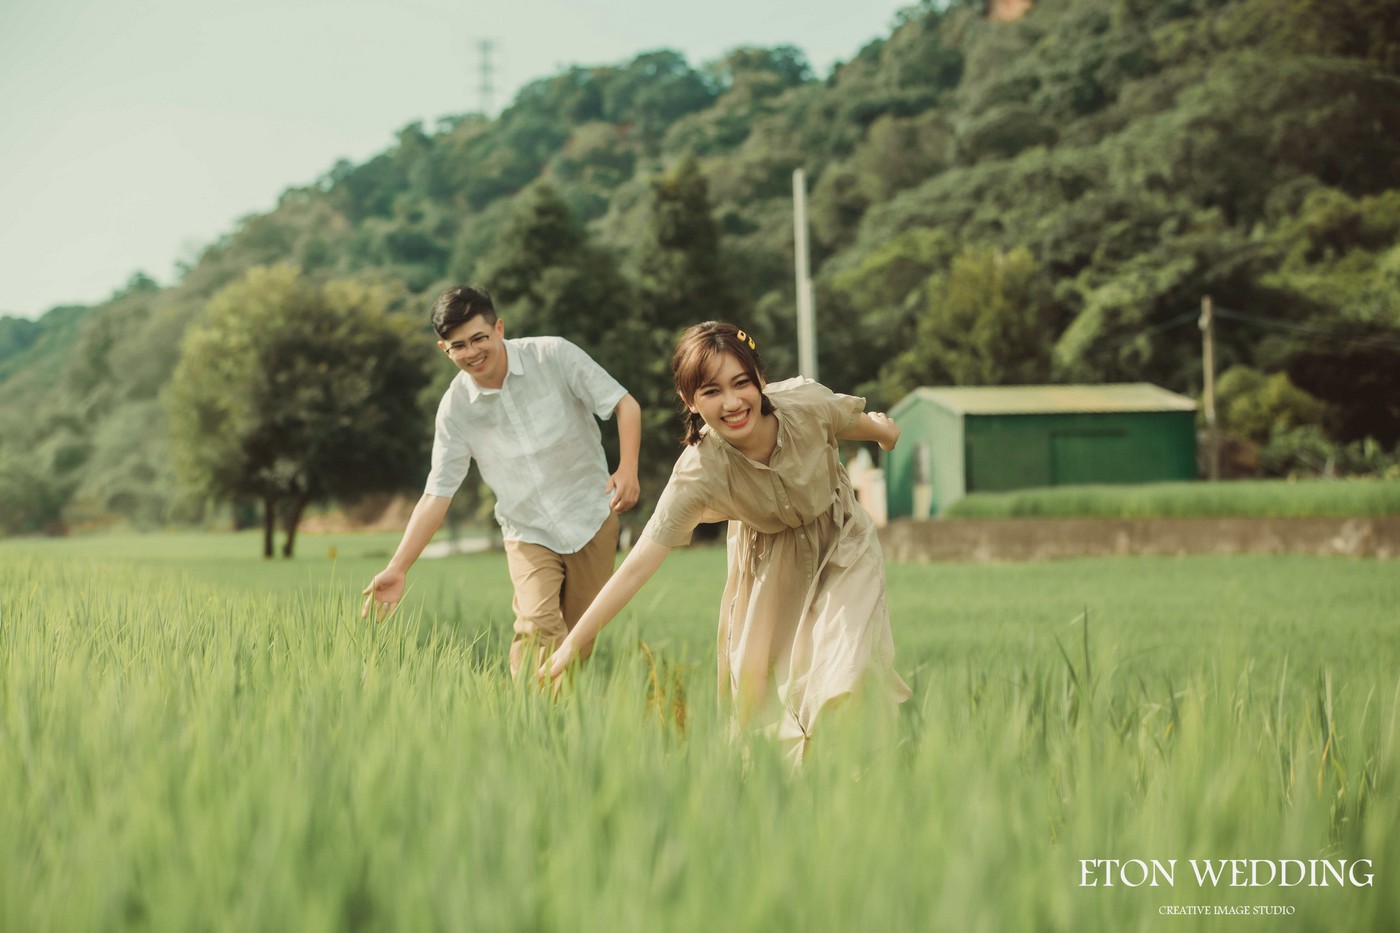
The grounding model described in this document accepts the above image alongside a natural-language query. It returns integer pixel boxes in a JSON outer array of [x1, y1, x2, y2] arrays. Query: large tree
[[475, 182, 631, 363], [628, 158, 742, 505], [633, 156, 736, 334], [167, 265, 433, 557], [875, 245, 1063, 403]]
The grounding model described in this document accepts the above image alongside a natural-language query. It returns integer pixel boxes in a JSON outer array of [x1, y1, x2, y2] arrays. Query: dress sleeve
[[772, 377, 865, 438], [823, 386, 866, 436], [640, 447, 712, 548]]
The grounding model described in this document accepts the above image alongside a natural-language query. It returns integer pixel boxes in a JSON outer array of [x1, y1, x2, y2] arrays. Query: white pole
[[792, 169, 817, 380], [1199, 294, 1218, 481]]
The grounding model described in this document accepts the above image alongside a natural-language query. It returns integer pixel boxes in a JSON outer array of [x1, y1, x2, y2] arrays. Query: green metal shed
[[884, 383, 1198, 518]]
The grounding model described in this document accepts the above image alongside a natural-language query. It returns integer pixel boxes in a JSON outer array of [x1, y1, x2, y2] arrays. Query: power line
[[1140, 309, 1198, 339], [1094, 307, 1400, 355], [1214, 306, 1400, 353], [1092, 309, 1196, 355]]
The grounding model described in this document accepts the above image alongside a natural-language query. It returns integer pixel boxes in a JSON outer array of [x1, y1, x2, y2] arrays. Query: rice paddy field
[[2, 530, 1397, 931]]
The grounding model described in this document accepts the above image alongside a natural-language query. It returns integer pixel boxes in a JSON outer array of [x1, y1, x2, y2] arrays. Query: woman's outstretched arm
[[541, 535, 673, 679], [838, 411, 900, 451]]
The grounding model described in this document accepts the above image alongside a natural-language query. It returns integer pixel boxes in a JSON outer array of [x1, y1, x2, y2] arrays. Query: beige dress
[[643, 378, 912, 759]]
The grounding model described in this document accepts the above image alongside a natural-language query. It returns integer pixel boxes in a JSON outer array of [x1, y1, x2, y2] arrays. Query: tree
[[634, 157, 736, 335], [475, 183, 631, 360], [877, 245, 1062, 402], [0, 454, 66, 535], [600, 50, 716, 148], [627, 157, 742, 507], [705, 46, 814, 97], [167, 265, 433, 557]]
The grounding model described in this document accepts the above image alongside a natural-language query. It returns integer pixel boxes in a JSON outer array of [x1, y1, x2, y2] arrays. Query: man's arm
[[838, 411, 900, 451], [606, 393, 642, 512], [361, 492, 451, 621]]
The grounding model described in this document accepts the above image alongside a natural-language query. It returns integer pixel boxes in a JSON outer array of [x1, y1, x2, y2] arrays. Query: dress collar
[[708, 406, 785, 468]]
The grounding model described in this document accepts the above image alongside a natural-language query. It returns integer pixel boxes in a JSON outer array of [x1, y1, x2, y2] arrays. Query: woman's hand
[[839, 410, 901, 451], [540, 640, 580, 683], [868, 411, 900, 451]]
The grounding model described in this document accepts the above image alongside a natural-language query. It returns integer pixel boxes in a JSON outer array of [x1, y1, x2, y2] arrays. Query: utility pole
[[478, 40, 496, 115], [792, 169, 817, 380], [1199, 294, 1218, 480]]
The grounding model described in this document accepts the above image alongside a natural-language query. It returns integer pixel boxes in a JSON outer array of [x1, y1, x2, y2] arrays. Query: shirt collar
[[461, 340, 525, 401]]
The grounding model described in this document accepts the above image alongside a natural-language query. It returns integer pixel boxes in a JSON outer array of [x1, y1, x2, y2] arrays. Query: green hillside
[[2, 0, 1398, 535]]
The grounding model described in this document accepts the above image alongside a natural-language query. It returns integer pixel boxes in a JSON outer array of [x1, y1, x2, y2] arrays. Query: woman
[[545, 322, 911, 761]]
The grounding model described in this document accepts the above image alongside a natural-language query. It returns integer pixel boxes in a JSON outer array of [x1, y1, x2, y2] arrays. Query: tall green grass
[[2, 542, 1398, 930], [943, 477, 1400, 520]]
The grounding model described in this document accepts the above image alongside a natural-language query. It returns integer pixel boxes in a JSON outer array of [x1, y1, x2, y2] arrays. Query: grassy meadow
[[2, 531, 1398, 931]]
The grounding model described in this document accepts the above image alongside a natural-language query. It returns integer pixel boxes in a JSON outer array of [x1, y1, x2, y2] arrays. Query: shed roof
[[891, 383, 1197, 416]]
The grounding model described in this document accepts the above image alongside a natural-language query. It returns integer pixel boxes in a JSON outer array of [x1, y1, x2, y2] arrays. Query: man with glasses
[[362, 285, 641, 676]]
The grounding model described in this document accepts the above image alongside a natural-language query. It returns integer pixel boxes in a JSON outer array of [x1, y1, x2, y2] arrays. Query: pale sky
[[0, 0, 920, 319]]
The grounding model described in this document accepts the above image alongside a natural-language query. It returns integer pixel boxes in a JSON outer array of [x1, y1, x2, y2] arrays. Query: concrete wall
[[879, 516, 1400, 562]]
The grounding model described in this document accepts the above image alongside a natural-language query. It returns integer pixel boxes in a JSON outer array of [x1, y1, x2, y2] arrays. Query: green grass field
[[2, 532, 1397, 931]]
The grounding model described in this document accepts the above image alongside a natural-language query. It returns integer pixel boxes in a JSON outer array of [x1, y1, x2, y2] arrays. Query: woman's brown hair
[[671, 321, 775, 446]]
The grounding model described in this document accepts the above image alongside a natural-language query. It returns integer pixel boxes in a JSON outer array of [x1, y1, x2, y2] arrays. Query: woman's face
[[686, 351, 766, 444]]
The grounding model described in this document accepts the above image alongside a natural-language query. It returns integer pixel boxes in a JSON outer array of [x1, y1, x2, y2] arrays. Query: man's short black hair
[[431, 286, 497, 338]]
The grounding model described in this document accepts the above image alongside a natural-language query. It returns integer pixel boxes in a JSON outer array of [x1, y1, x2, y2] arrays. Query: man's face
[[438, 317, 507, 388]]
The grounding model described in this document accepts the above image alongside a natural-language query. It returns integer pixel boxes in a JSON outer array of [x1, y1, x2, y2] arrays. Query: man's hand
[[605, 467, 640, 513], [361, 569, 406, 622]]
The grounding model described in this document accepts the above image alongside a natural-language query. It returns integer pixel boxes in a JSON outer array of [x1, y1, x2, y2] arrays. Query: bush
[[1260, 425, 1400, 479], [1215, 365, 1325, 443], [0, 456, 67, 535]]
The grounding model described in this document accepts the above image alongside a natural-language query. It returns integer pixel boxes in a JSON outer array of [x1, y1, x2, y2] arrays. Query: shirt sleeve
[[423, 390, 473, 497], [555, 339, 628, 420], [640, 448, 711, 548]]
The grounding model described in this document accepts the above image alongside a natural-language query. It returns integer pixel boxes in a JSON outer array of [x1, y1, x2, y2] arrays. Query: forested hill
[[2, 0, 1398, 535]]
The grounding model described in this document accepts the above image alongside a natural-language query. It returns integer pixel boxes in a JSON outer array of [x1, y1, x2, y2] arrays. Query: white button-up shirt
[[425, 336, 628, 553]]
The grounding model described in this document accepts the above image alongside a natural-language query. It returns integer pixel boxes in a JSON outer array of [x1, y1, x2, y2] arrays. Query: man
[[362, 285, 641, 675]]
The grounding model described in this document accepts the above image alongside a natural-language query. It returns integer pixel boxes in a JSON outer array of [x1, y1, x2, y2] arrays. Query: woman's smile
[[721, 406, 750, 430]]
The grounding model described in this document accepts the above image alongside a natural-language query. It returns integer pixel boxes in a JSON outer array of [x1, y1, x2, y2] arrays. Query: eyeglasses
[[443, 331, 494, 356]]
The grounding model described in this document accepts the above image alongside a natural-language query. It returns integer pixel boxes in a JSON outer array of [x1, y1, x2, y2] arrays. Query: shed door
[[1051, 429, 1133, 484], [966, 430, 1052, 492]]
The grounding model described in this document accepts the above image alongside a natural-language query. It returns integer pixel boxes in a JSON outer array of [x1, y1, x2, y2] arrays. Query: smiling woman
[[546, 321, 910, 764]]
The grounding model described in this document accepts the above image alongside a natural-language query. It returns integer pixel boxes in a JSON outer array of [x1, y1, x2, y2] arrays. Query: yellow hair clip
[[735, 329, 756, 350]]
